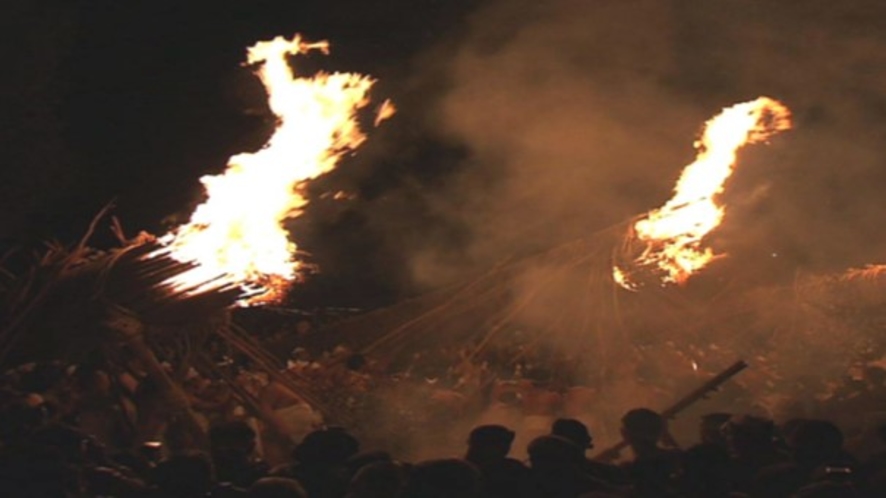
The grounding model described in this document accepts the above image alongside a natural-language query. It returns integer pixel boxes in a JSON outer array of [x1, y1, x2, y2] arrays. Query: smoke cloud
[[310, 0, 886, 455], [400, 0, 886, 287]]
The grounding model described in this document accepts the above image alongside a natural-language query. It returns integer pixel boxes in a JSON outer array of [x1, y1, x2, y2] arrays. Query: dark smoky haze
[[321, 0, 886, 455], [399, 0, 886, 288], [7, 0, 886, 458]]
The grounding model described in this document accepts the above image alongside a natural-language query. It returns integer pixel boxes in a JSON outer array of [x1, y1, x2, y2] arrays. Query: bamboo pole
[[104, 305, 208, 449]]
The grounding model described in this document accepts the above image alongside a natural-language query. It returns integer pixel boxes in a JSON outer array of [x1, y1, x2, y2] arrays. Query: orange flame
[[612, 266, 638, 292], [374, 99, 396, 127], [620, 97, 791, 287], [153, 34, 377, 304]]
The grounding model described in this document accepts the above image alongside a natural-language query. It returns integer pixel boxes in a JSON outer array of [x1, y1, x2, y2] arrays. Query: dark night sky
[[5, 0, 886, 308]]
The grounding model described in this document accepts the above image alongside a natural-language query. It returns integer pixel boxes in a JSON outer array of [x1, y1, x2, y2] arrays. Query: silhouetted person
[[619, 408, 682, 497], [552, 418, 593, 450], [787, 419, 856, 476], [345, 450, 393, 480], [551, 418, 627, 486], [465, 425, 533, 498], [678, 443, 733, 498], [346, 461, 408, 498], [465, 424, 515, 466], [272, 427, 359, 498], [528, 435, 612, 497], [620, 408, 679, 461], [723, 415, 789, 493]]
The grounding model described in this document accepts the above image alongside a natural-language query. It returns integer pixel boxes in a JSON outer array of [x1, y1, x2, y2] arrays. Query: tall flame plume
[[616, 97, 791, 288], [153, 35, 379, 304]]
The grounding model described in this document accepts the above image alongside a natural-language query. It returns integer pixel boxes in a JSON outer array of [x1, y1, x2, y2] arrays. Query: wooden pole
[[104, 305, 208, 450]]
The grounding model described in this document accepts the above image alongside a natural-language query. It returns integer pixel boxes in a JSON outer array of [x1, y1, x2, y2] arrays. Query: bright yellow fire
[[620, 97, 791, 287], [612, 266, 638, 292], [153, 34, 379, 304]]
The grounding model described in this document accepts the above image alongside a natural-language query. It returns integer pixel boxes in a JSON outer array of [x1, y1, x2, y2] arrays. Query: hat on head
[[552, 418, 593, 449], [468, 425, 515, 447]]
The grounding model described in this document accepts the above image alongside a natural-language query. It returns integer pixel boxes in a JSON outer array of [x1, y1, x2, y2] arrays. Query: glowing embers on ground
[[614, 97, 792, 290], [152, 34, 384, 305]]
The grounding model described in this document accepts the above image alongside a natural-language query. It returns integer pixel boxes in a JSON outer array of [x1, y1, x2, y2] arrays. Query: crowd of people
[[4, 349, 886, 497]]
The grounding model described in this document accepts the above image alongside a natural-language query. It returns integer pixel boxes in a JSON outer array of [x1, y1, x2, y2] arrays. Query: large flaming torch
[[149, 35, 386, 305], [615, 97, 791, 289], [0, 34, 389, 450]]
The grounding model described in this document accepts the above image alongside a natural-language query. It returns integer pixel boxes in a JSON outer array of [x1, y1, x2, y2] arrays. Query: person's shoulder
[[584, 458, 629, 484], [268, 462, 298, 478], [481, 457, 531, 478], [501, 457, 530, 470], [585, 458, 622, 472]]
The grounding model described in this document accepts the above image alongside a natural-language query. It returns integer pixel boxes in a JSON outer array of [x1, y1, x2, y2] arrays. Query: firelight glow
[[153, 34, 380, 304], [617, 97, 791, 288]]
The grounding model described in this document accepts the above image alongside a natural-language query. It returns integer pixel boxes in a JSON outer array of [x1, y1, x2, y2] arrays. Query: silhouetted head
[[468, 425, 514, 449], [293, 427, 360, 466], [786, 419, 845, 469], [781, 418, 808, 443], [621, 408, 664, 448], [527, 435, 583, 472], [345, 450, 393, 478], [551, 418, 593, 450], [466, 425, 515, 464], [723, 414, 776, 457], [348, 461, 408, 498]]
